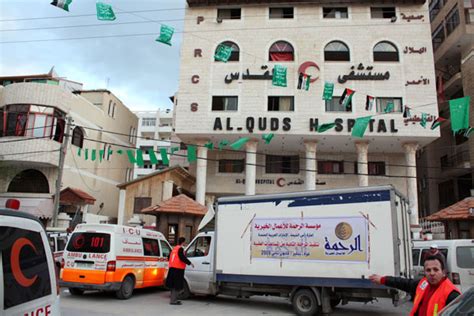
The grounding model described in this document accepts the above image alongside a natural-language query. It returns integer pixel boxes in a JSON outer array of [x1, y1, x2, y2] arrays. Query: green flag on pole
[[156, 24, 174, 46], [187, 145, 197, 163], [218, 140, 229, 150], [272, 65, 287, 87], [96, 2, 116, 21], [214, 44, 233, 62], [352, 116, 372, 138], [262, 133, 274, 144], [126, 149, 144, 167], [204, 141, 214, 150], [159, 148, 169, 166], [322, 82, 334, 100], [84, 149, 89, 160], [317, 122, 336, 133], [99, 149, 104, 162], [449, 96, 470, 133], [77, 148, 81, 157], [230, 137, 249, 150], [51, 0, 72, 12], [91, 149, 96, 161], [148, 149, 159, 165]]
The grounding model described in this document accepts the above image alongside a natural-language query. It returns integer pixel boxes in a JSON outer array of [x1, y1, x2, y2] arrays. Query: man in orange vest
[[370, 254, 460, 315], [166, 237, 194, 305]]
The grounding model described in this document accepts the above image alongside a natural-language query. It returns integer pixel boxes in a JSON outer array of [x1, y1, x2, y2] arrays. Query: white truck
[[181, 186, 413, 315]]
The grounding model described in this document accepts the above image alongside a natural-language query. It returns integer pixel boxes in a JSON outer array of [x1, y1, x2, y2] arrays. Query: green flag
[[77, 148, 81, 157], [159, 148, 169, 165], [91, 149, 96, 161], [449, 96, 470, 133], [187, 145, 197, 163], [126, 149, 144, 167], [99, 149, 104, 162], [108, 147, 113, 157], [84, 149, 89, 160], [148, 149, 159, 164], [262, 133, 274, 144], [218, 140, 229, 150], [96, 2, 116, 21], [230, 137, 249, 150], [352, 116, 372, 138], [317, 122, 336, 133], [214, 44, 233, 62], [116, 149, 123, 155], [384, 102, 394, 113], [420, 113, 428, 128], [170, 146, 180, 155], [272, 64, 287, 87], [51, 0, 72, 12], [156, 24, 174, 46], [204, 141, 214, 150], [322, 82, 334, 100]]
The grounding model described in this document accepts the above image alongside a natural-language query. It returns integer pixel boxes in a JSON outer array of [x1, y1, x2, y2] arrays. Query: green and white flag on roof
[[156, 24, 174, 46], [96, 2, 116, 21], [51, 0, 72, 11]]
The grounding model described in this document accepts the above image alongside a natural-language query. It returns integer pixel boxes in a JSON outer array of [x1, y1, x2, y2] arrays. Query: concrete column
[[355, 141, 369, 187], [403, 142, 420, 237], [304, 141, 317, 191], [117, 189, 126, 225], [245, 140, 258, 195], [195, 142, 208, 205]]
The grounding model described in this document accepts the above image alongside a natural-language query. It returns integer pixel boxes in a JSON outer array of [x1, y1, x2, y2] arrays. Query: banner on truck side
[[251, 216, 368, 262]]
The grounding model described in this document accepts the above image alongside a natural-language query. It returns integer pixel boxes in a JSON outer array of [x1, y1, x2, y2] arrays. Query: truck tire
[[292, 289, 319, 316], [178, 281, 191, 300], [115, 275, 135, 300], [69, 288, 84, 296]]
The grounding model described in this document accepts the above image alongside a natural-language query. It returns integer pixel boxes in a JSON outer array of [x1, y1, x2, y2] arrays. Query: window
[[134, 197, 152, 214], [107, 100, 112, 116], [266, 155, 299, 174], [324, 41, 350, 61], [212, 96, 238, 111], [354, 161, 386, 175], [371, 7, 396, 19], [325, 96, 352, 112], [185, 236, 212, 258], [142, 238, 160, 256], [217, 8, 241, 20], [269, 41, 294, 61], [269, 7, 294, 19], [445, 6, 460, 36], [140, 146, 154, 153], [111, 103, 116, 118], [323, 7, 348, 19], [67, 232, 111, 253], [71, 127, 84, 148], [1, 227, 52, 309], [376, 97, 403, 113], [219, 159, 245, 173], [160, 240, 171, 258], [8, 169, 49, 193], [412, 249, 421, 266], [215, 41, 240, 61], [432, 24, 445, 51], [373, 41, 399, 62], [129, 127, 136, 144], [318, 161, 344, 174], [268, 96, 294, 111], [142, 118, 156, 126], [456, 246, 474, 268]]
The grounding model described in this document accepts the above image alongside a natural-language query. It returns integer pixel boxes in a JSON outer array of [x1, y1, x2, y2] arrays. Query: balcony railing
[[441, 150, 471, 170]]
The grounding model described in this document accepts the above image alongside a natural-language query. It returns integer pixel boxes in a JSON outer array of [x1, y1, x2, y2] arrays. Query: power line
[[0, 149, 60, 157]]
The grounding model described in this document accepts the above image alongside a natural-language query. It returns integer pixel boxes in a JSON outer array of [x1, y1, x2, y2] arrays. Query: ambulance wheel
[[116, 275, 135, 300], [69, 288, 84, 296], [292, 289, 319, 316], [178, 281, 191, 300]]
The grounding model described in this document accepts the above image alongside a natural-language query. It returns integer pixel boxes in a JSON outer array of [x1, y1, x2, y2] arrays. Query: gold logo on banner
[[335, 222, 353, 240]]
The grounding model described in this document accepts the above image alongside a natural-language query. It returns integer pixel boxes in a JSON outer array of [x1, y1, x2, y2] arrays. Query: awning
[[142, 194, 207, 216], [59, 187, 96, 206], [425, 197, 474, 221]]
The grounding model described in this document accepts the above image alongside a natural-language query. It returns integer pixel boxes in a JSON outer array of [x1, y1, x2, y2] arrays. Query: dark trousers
[[170, 288, 179, 304]]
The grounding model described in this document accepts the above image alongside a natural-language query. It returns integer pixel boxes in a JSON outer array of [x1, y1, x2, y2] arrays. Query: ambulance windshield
[[66, 232, 111, 253]]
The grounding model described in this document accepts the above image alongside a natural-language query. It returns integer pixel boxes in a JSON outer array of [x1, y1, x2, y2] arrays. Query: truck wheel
[[292, 289, 319, 316], [178, 281, 191, 300], [116, 275, 135, 300], [69, 288, 84, 296]]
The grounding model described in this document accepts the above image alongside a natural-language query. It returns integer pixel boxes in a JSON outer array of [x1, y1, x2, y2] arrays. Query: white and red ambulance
[[60, 224, 171, 299]]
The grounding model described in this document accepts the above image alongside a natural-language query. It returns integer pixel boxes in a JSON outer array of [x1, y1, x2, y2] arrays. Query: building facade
[[417, 0, 474, 217], [0, 72, 138, 224], [176, 0, 439, 233], [133, 109, 174, 178]]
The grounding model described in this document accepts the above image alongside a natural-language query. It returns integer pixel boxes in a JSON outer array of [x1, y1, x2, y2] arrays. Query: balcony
[[0, 137, 61, 167], [158, 125, 173, 134]]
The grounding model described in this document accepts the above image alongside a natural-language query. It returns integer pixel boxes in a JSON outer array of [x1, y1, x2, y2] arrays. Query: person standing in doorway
[[166, 237, 194, 305]]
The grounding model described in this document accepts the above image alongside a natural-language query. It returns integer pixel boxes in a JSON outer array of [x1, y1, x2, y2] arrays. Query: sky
[[0, 0, 186, 111]]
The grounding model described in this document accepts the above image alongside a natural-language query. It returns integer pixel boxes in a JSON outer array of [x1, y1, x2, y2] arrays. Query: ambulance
[[60, 224, 171, 299]]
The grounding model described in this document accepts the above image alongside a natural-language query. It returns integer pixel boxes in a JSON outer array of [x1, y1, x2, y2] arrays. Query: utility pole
[[52, 116, 72, 227]]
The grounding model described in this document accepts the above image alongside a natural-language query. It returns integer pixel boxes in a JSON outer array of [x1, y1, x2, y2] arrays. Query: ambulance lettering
[[24, 304, 51, 316], [88, 253, 107, 260], [123, 227, 141, 235]]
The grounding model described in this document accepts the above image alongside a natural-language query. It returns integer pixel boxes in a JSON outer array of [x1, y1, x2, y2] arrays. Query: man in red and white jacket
[[370, 254, 460, 316], [166, 237, 194, 305]]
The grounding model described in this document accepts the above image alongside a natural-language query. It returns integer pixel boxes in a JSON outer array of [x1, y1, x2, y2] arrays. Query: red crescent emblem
[[11, 238, 39, 287], [298, 61, 320, 83], [277, 178, 286, 187]]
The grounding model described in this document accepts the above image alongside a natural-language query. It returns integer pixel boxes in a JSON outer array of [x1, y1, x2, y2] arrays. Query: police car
[[0, 206, 60, 315]]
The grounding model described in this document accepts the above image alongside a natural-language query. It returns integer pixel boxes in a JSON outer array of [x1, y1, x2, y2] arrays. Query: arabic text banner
[[251, 217, 367, 262]]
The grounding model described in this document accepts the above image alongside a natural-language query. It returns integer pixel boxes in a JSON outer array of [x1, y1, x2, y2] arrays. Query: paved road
[[60, 287, 412, 315]]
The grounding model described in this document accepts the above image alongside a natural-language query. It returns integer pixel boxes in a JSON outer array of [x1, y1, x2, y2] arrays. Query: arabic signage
[[235, 178, 326, 186], [401, 13, 424, 22], [213, 117, 399, 133], [405, 76, 430, 86], [338, 63, 390, 84], [251, 217, 367, 262], [404, 114, 435, 126], [403, 46, 427, 55]]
